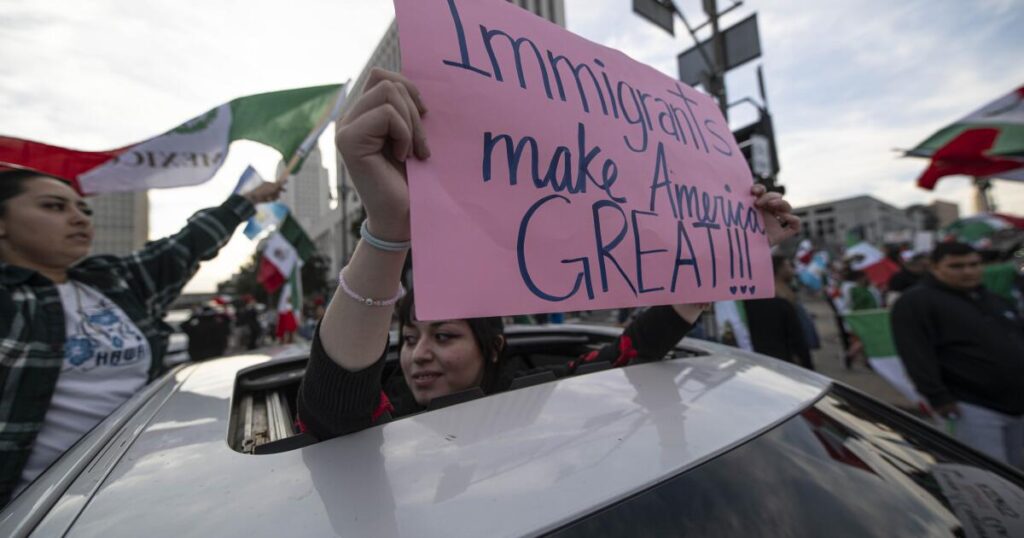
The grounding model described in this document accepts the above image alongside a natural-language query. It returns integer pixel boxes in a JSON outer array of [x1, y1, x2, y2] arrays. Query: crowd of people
[[734, 234, 1024, 469]]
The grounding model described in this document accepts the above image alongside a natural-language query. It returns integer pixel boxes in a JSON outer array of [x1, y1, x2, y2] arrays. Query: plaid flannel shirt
[[0, 194, 254, 505]]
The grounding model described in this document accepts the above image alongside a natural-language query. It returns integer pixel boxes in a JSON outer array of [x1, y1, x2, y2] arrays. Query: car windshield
[[551, 385, 1024, 537]]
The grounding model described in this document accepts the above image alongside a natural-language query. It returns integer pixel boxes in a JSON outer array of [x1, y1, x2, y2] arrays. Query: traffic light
[[733, 110, 783, 193]]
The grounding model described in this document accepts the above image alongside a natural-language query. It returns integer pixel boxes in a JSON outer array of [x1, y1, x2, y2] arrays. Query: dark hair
[[396, 289, 506, 394], [0, 169, 69, 217], [930, 242, 977, 264]]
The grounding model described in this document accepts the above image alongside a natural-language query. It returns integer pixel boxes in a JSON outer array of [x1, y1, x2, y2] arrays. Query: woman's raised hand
[[335, 68, 430, 243]]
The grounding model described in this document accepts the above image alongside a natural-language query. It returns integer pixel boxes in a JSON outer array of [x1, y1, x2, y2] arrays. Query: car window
[[550, 386, 1024, 537]]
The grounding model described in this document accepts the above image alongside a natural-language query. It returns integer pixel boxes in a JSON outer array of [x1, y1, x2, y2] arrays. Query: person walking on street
[[744, 256, 814, 370], [891, 242, 1024, 468]]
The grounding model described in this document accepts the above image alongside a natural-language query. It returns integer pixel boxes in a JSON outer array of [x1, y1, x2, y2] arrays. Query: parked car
[[3, 325, 1022, 537], [162, 309, 192, 366]]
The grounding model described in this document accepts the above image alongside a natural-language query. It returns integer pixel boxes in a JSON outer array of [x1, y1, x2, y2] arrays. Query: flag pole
[[275, 81, 350, 182]]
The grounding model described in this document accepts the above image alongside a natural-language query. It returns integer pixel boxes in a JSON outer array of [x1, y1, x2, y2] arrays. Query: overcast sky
[[2, 0, 1022, 292]]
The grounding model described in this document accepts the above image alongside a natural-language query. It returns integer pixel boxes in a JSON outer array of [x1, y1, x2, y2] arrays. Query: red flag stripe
[[257, 256, 286, 294], [0, 136, 131, 191]]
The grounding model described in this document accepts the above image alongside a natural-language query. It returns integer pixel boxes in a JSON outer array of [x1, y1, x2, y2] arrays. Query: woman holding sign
[[296, 70, 801, 439]]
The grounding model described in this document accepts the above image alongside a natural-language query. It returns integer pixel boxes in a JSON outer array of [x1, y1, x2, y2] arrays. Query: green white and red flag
[[275, 263, 303, 339], [843, 309, 927, 408], [0, 84, 344, 194], [843, 241, 901, 290], [257, 212, 315, 294], [908, 84, 1024, 190]]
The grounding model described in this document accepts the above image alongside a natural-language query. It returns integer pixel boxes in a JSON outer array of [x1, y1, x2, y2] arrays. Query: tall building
[[88, 191, 148, 256], [276, 145, 331, 238], [326, 0, 567, 276]]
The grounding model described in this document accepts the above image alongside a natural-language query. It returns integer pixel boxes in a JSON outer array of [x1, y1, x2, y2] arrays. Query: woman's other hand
[[752, 184, 801, 247]]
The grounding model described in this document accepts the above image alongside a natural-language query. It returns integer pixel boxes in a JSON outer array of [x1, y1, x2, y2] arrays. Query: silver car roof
[[7, 334, 831, 537]]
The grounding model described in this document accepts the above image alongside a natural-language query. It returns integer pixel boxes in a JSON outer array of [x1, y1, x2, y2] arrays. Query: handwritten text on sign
[[395, 0, 774, 320]]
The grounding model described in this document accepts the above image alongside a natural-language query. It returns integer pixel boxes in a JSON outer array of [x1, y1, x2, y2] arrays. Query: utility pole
[[703, 0, 729, 119]]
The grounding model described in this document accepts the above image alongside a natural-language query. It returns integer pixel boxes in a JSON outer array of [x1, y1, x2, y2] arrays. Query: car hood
[[32, 344, 830, 537]]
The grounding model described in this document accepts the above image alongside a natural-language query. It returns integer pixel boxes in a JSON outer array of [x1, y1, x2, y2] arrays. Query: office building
[[327, 0, 567, 276], [89, 191, 149, 256]]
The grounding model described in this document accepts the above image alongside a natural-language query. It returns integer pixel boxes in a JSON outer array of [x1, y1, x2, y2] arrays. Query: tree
[[216, 250, 329, 305], [301, 254, 330, 299], [217, 251, 269, 304]]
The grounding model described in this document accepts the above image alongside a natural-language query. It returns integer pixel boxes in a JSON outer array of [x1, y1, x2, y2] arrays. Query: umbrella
[[908, 85, 1024, 190]]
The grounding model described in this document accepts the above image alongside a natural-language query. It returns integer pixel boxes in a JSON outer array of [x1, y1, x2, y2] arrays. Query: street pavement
[[799, 293, 917, 411]]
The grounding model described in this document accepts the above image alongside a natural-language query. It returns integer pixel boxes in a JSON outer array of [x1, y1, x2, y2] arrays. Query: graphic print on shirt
[[64, 290, 149, 373]]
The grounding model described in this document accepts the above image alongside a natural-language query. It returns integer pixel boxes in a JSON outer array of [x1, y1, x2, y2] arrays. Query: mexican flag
[[908, 84, 1024, 190], [843, 309, 927, 407], [257, 212, 315, 294], [0, 84, 344, 194], [844, 239, 901, 290], [233, 166, 289, 239]]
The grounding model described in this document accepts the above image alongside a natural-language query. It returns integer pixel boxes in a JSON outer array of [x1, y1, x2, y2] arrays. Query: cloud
[[565, 0, 1024, 217], [1, 0, 395, 292]]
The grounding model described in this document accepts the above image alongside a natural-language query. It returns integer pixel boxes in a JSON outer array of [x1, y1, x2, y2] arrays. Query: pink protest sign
[[394, 0, 774, 320]]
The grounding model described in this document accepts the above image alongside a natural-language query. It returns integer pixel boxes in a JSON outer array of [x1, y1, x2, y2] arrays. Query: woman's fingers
[[779, 213, 802, 233], [341, 69, 428, 159], [339, 102, 413, 163], [343, 82, 415, 148], [393, 82, 430, 159], [366, 68, 428, 115]]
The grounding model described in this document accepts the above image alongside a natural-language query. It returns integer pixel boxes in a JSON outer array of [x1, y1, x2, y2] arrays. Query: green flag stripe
[[279, 213, 316, 262], [982, 262, 1017, 300], [843, 309, 897, 358], [909, 122, 1024, 158], [228, 84, 341, 162]]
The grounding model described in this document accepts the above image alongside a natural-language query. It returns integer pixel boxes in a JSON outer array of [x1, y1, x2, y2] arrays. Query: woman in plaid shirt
[[0, 169, 282, 505]]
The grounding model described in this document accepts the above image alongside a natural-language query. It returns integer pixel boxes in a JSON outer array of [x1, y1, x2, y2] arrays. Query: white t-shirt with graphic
[[15, 281, 151, 495]]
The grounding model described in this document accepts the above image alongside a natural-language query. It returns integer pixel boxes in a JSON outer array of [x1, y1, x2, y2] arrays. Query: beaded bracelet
[[360, 220, 411, 252], [338, 269, 405, 307]]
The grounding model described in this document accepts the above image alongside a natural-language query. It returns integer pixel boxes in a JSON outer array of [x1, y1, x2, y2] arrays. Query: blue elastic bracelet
[[360, 220, 411, 251]]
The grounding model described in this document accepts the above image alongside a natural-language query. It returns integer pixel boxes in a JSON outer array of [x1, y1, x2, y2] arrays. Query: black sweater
[[297, 306, 693, 440], [890, 275, 1024, 415]]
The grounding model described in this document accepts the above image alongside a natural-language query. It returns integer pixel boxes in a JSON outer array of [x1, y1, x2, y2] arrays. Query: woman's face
[[400, 319, 487, 406], [0, 177, 93, 270]]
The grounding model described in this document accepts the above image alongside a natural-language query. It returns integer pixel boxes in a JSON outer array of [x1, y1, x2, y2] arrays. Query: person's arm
[[318, 69, 428, 371], [572, 306, 695, 370], [890, 295, 955, 414], [113, 183, 283, 316], [296, 324, 392, 439]]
